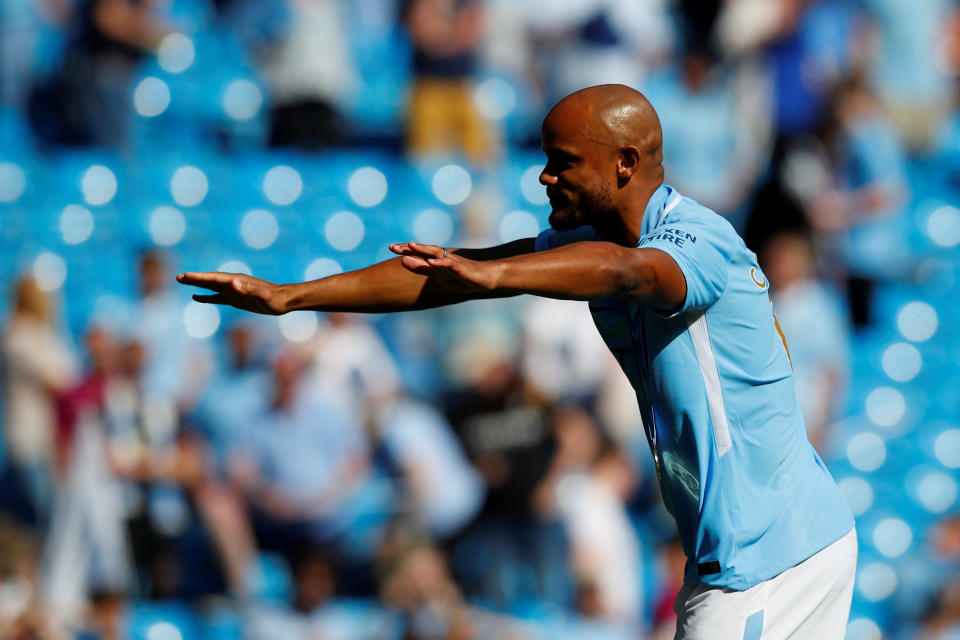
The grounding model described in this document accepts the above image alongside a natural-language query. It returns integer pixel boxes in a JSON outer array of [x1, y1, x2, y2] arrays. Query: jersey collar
[[639, 183, 678, 243]]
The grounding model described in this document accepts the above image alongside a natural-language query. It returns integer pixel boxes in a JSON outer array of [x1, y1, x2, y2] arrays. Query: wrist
[[274, 283, 297, 314], [489, 260, 509, 291]]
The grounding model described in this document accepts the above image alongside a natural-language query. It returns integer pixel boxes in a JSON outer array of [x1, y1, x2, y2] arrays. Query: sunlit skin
[[177, 84, 686, 315]]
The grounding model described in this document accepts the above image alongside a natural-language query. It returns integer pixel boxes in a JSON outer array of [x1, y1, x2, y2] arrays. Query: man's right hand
[[176, 272, 290, 315]]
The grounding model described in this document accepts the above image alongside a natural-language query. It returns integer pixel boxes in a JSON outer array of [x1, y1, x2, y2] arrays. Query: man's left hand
[[389, 241, 502, 293]]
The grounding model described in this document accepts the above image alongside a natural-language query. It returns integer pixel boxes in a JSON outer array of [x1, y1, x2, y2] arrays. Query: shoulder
[[642, 195, 741, 254], [664, 195, 737, 236]]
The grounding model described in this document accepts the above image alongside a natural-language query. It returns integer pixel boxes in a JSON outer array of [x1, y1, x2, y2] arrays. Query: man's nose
[[539, 168, 557, 186]]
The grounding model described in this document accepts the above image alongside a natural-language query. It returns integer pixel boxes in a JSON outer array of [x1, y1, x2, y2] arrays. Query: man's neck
[[594, 181, 662, 247]]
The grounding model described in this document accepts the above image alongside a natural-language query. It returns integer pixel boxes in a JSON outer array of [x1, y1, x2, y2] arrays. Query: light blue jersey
[[535, 184, 854, 590]]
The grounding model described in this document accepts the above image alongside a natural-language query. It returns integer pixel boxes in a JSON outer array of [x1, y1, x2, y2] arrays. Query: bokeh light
[[82, 165, 117, 206], [520, 165, 549, 205], [222, 80, 262, 121], [474, 77, 516, 120], [865, 387, 905, 428], [263, 165, 303, 206], [0, 162, 26, 203], [926, 205, 960, 248], [432, 165, 472, 205], [881, 342, 921, 382], [170, 166, 208, 207], [412, 208, 454, 246], [348, 167, 388, 208], [872, 518, 912, 558], [916, 471, 958, 513], [847, 432, 886, 472], [149, 206, 186, 246], [157, 33, 195, 74], [934, 428, 960, 468], [133, 77, 171, 118], [845, 618, 882, 640], [182, 301, 220, 339], [324, 211, 365, 251], [857, 563, 897, 601], [146, 621, 183, 640], [304, 258, 342, 281], [240, 209, 279, 249], [837, 476, 873, 516], [277, 312, 319, 343], [499, 210, 539, 243], [33, 252, 67, 291], [59, 204, 94, 245], [897, 301, 938, 342]]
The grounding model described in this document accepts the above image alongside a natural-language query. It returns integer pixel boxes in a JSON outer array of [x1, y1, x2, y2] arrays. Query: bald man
[[179, 85, 856, 638]]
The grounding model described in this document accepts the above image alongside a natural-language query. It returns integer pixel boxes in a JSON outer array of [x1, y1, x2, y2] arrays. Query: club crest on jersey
[[749, 267, 767, 289]]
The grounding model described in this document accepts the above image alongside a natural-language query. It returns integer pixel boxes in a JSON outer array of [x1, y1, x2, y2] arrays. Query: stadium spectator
[[261, 0, 356, 149], [375, 392, 484, 540], [126, 250, 211, 410], [805, 73, 911, 323], [379, 541, 475, 639], [760, 231, 851, 451], [520, 297, 610, 406], [189, 321, 270, 474], [0, 517, 54, 639], [29, 0, 170, 147], [647, 42, 771, 225], [401, 0, 495, 164], [228, 350, 373, 565], [54, 326, 117, 475], [554, 440, 642, 623], [102, 339, 189, 598], [305, 312, 402, 426], [0, 0, 70, 120], [860, 0, 958, 152], [75, 589, 128, 640], [439, 347, 573, 607], [0, 276, 77, 527], [523, 0, 673, 105]]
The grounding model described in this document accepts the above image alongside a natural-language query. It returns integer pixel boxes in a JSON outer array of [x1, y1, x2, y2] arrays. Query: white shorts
[[674, 528, 857, 640]]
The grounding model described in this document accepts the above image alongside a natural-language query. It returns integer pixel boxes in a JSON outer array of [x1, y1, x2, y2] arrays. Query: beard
[[548, 185, 614, 231]]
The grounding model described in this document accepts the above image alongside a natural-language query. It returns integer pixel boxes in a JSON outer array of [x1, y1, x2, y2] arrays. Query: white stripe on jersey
[[686, 309, 732, 457], [658, 194, 683, 225]]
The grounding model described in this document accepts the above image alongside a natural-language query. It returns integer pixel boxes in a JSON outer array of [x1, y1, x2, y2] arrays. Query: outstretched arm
[[393, 240, 687, 311], [175, 239, 535, 315]]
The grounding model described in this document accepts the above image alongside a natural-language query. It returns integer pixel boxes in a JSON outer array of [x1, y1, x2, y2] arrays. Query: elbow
[[610, 257, 657, 299]]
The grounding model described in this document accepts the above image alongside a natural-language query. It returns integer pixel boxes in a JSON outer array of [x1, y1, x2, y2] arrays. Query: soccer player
[[178, 84, 857, 638]]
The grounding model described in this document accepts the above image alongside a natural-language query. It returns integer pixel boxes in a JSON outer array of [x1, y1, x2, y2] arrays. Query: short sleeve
[[534, 225, 598, 252], [638, 213, 735, 313]]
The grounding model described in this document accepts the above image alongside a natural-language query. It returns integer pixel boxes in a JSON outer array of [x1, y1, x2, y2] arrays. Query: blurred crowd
[[1, 0, 960, 638]]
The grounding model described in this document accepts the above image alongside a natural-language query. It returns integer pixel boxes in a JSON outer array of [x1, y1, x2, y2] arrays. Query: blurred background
[[0, 0, 959, 638]]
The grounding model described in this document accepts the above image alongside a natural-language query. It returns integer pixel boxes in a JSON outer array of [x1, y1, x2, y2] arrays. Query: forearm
[[282, 257, 452, 313], [285, 247, 523, 314], [490, 241, 679, 308]]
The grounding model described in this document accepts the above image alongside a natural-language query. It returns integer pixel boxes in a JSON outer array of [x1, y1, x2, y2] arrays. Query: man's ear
[[617, 145, 642, 181]]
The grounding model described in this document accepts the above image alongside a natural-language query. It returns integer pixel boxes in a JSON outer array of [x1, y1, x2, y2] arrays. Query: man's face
[[539, 111, 616, 231]]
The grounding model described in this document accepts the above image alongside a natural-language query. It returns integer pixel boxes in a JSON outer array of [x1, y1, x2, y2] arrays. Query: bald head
[[544, 84, 663, 164], [538, 85, 667, 241]]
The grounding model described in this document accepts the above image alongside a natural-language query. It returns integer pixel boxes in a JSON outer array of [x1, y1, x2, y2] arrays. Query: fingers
[[408, 241, 445, 258], [400, 255, 435, 275], [177, 271, 238, 292], [192, 293, 228, 304], [391, 242, 446, 259]]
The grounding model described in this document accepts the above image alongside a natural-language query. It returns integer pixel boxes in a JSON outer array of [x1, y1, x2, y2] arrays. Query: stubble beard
[[548, 186, 614, 232]]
